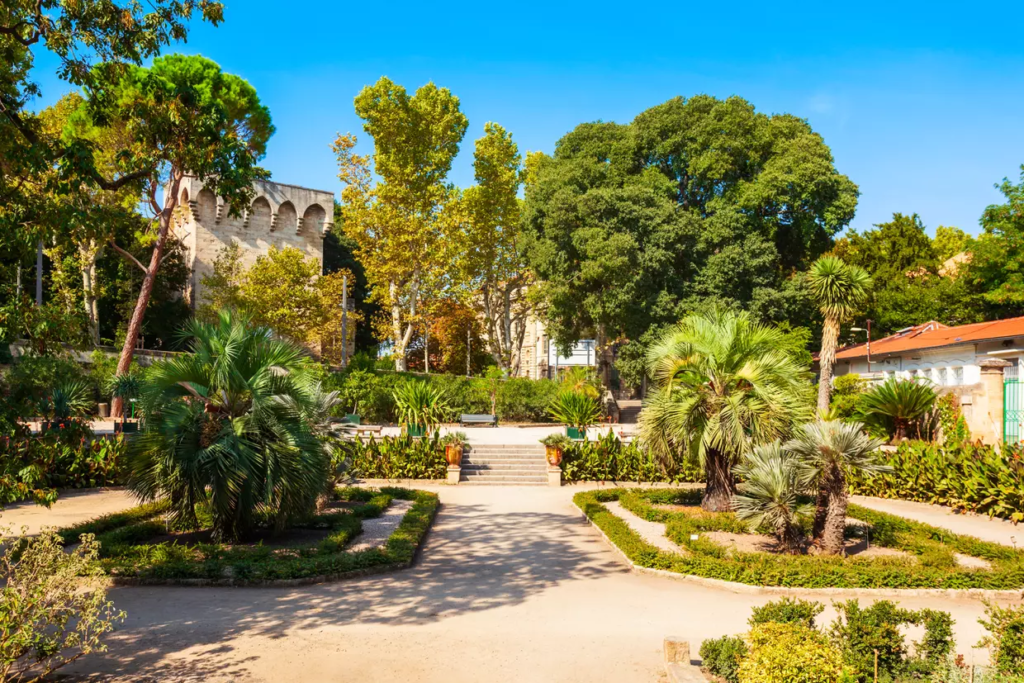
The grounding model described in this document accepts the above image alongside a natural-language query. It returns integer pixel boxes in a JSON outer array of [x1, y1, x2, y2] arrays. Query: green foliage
[[540, 433, 572, 449], [979, 601, 1024, 676], [749, 598, 824, 629], [440, 431, 467, 447], [733, 443, 815, 551], [933, 225, 973, 263], [39, 379, 93, 422], [857, 378, 938, 440], [127, 311, 334, 542], [700, 635, 748, 683], [55, 487, 439, 584], [848, 440, 1024, 522], [970, 167, 1024, 317], [344, 434, 447, 480], [574, 487, 1024, 589], [937, 393, 971, 447], [738, 622, 843, 683], [5, 353, 89, 417], [830, 374, 867, 421], [560, 431, 702, 483], [547, 390, 602, 429], [0, 529, 125, 681], [392, 380, 452, 431]]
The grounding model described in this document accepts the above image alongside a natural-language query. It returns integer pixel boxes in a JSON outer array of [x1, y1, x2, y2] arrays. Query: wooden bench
[[460, 414, 497, 427]]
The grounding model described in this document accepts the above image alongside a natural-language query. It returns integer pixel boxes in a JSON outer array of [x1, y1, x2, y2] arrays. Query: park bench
[[460, 413, 497, 427]]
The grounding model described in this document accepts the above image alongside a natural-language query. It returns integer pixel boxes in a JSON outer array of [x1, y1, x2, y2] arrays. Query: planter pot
[[115, 421, 139, 434], [445, 444, 463, 466], [406, 423, 427, 438], [545, 445, 563, 466], [566, 426, 585, 440], [97, 402, 110, 418], [343, 413, 361, 426]]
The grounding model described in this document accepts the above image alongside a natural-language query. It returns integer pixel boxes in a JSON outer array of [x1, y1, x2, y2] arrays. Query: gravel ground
[[347, 499, 413, 552]]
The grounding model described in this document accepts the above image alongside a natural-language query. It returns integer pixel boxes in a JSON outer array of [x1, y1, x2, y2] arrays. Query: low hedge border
[[57, 486, 439, 587], [574, 488, 1024, 595]]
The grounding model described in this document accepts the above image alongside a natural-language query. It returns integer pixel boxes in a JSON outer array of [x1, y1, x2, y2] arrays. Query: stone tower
[[171, 175, 335, 308]]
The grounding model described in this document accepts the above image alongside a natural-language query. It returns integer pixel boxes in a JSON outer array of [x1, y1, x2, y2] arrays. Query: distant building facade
[[171, 176, 335, 307]]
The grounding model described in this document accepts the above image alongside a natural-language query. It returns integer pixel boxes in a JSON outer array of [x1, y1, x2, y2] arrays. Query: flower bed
[[57, 487, 439, 585], [343, 434, 448, 480], [560, 430, 703, 483], [575, 488, 1024, 590]]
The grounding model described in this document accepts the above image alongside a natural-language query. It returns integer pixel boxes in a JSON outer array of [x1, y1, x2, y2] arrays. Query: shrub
[[6, 353, 89, 417], [547, 390, 602, 428], [392, 380, 452, 431], [737, 622, 843, 683], [0, 529, 125, 680], [699, 635, 748, 683], [857, 378, 937, 441], [980, 601, 1024, 676], [344, 434, 447, 480], [560, 431, 702, 483], [830, 374, 866, 421], [749, 598, 824, 629]]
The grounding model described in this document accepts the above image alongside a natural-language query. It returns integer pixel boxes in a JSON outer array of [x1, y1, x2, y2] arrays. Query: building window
[[952, 367, 963, 385], [936, 367, 947, 386]]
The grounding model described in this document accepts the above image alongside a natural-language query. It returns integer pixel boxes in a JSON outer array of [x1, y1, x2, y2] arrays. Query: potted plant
[[108, 372, 143, 434], [440, 432, 468, 466], [393, 380, 451, 437], [540, 433, 571, 466], [547, 390, 602, 440], [39, 380, 92, 432]]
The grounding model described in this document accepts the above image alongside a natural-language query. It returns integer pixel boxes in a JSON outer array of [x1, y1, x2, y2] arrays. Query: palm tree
[[733, 442, 815, 553], [857, 378, 937, 441], [127, 310, 333, 542], [808, 256, 872, 415], [785, 420, 888, 555], [638, 308, 813, 512]]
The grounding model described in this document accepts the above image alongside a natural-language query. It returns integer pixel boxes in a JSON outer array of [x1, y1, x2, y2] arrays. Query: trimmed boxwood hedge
[[57, 487, 439, 585], [575, 488, 1024, 590]]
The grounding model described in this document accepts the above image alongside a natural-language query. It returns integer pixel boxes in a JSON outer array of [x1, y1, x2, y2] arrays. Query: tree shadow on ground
[[66, 500, 623, 680]]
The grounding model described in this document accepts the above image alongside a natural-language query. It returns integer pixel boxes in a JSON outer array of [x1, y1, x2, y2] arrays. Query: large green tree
[[969, 167, 1024, 317], [524, 95, 858, 385]]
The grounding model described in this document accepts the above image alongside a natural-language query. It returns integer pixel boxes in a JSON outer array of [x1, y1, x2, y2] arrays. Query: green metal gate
[[1005, 372, 1024, 444]]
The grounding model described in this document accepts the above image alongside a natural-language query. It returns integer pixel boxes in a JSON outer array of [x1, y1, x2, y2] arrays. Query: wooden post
[[340, 274, 349, 367], [466, 326, 471, 377], [873, 649, 878, 682]]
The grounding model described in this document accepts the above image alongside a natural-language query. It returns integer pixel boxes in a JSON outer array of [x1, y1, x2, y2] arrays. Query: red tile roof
[[835, 317, 1024, 361]]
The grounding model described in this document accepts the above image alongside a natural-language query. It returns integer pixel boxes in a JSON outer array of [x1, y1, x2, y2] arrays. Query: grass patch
[[575, 488, 1024, 590], [58, 487, 439, 585]]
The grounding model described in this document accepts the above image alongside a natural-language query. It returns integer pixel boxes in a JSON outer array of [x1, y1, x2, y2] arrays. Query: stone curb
[[573, 500, 1024, 599]]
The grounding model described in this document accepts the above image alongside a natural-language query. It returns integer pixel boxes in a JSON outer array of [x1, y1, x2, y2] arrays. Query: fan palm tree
[[733, 442, 816, 553], [785, 420, 888, 555], [638, 308, 813, 512], [808, 256, 872, 415], [127, 310, 332, 542], [857, 378, 937, 441]]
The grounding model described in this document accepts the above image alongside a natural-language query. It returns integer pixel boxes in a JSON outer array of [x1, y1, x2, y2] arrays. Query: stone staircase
[[460, 444, 548, 485]]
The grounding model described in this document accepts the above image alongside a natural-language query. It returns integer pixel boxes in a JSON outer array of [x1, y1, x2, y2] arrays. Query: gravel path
[[0, 488, 137, 537], [604, 500, 681, 554], [2, 487, 1020, 681], [347, 499, 413, 552], [852, 496, 1024, 547]]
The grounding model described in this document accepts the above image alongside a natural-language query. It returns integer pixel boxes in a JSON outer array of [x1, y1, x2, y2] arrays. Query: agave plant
[[127, 310, 332, 542], [547, 390, 602, 429], [857, 378, 937, 441], [786, 420, 888, 555], [392, 380, 451, 434], [733, 442, 815, 553], [39, 380, 93, 423]]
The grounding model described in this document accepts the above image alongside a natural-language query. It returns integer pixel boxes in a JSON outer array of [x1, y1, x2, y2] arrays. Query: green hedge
[[575, 488, 1024, 590], [561, 430, 703, 483], [850, 440, 1024, 523], [343, 434, 448, 479], [58, 487, 439, 584]]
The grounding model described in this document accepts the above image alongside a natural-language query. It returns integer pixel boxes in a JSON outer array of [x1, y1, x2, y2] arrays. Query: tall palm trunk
[[816, 314, 840, 415], [811, 485, 829, 543], [702, 447, 736, 512], [820, 466, 849, 555]]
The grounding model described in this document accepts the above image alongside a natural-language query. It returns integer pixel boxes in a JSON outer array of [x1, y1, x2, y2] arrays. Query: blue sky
[[30, 0, 1024, 236]]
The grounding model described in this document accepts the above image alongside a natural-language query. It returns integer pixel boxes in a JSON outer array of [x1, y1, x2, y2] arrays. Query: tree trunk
[[424, 322, 429, 374], [820, 469, 849, 555], [80, 240, 102, 346], [816, 315, 840, 415], [112, 174, 181, 418], [811, 485, 829, 543], [702, 448, 736, 512]]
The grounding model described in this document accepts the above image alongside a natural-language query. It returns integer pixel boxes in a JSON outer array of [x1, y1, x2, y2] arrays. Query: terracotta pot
[[445, 444, 463, 466], [545, 445, 563, 466]]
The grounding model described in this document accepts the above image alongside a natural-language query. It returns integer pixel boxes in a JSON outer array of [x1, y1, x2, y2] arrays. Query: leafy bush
[[344, 434, 447, 480], [830, 374, 867, 421], [980, 601, 1024, 676], [749, 598, 824, 629], [700, 635, 748, 683], [737, 622, 843, 683], [575, 487, 1024, 589], [857, 378, 937, 441], [849, 440, 1024, 523], [560, 431, 702, 483], [392, 380, 452, 431], [937, 392, 971, 447], [547, 390, 603, 428], [5, 354, 90, 417], [1, 529, 124, 680]]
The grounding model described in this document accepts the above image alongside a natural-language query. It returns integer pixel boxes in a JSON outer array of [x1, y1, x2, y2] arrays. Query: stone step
[[465, 448, 546, 454], [460, 472, 548, 482], [462, 456, 548, 463], [457, 480, 546, 486], [462, 467, 548, 475]]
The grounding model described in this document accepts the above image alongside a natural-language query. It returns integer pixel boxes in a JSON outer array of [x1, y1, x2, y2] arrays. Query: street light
[[850, 320, 873, 374]]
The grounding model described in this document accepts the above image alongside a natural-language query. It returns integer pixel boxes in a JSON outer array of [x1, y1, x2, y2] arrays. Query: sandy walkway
[[0, 488, 137, 537], [853, 496, 1024, 547], [0, 487, 1016, 681]]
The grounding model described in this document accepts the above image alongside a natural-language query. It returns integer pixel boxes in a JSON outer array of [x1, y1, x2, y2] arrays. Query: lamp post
[[851, 319, 873, 374]]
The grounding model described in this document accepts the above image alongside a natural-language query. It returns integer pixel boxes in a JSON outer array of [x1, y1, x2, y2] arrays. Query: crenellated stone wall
[[171, 176, 335, 307]]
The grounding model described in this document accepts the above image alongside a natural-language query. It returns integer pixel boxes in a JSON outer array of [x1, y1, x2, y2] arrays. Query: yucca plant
[[857, 378, 937, 441], [733, 442, 815, 553], [108, 371, 143, 429], [392, 380, 451, 435], [39, 380, 93, 423], [786, 420, 888, 555], [547, 391, 602, 430], [126, 310, 332, 542]]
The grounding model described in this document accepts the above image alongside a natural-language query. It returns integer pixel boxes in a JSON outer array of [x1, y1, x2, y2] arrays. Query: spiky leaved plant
[[733, 442, 816, 553], [786, 420, 888, 555], [857, 378, 937, 441], [392, 380, 452, 434], [547, 390, 602, 430]]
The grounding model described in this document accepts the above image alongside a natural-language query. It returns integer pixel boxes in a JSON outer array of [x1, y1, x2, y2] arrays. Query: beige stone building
[[171, 175, 335, 307]]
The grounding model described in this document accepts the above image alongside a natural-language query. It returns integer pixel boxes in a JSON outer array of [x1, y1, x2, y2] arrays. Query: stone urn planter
[[540, 433, 571, 467], [441, 432, 467, 467], [545, 445, 563, 466]]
